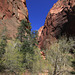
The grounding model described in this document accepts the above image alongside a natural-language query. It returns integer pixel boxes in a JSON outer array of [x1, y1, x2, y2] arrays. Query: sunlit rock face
[[0, 0, 29, 38], [38, 0, 75, 49]]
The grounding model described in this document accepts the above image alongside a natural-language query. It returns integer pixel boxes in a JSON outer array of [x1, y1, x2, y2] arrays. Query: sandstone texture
[[38, 0, 75, 49], [0, 0, 29, 38]]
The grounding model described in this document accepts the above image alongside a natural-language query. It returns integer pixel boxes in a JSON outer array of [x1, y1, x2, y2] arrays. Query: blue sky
[[26, 0, 58, 30]]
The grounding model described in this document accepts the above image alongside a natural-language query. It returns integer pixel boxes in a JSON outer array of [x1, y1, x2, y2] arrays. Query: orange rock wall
[[0, 0, 29, 38], [38, 0, 75, 49]]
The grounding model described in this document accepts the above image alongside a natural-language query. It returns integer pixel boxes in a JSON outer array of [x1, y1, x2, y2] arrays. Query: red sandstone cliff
[[0, 0, 29, 38], [38, 0, 75, 49]]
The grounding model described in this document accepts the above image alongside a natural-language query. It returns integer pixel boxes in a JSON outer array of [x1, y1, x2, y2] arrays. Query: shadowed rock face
[[38, 0, 75, 49], [0, 0, 29, 39]]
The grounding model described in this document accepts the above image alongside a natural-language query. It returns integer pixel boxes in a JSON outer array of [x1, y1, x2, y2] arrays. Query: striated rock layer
[[38, 0, 75, 49], [0, 0, 29, 39]]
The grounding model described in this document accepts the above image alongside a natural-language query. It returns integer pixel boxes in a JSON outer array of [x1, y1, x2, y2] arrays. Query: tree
[[0, 27, 7, 60], [30, 30, 38, 46], [3, 40, 24, 75], [18, 29, 38, 71], [0, 36, 7, 60], [0, 28, 7, 72], [30, 47, 46, 75], [71, 49, 75, 74], [46, 37, 75, 75], [20, 39, 34, 71], [17, 20, 31, 42]]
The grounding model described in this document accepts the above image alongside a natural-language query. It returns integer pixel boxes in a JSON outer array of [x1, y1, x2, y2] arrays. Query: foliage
[[17, 19, 31, 42], [17, 21, 38, 71], [0, 27, 7, 60], [0, 36, 7, 60], [45, 37, 75, 75], [0, 34, 75, 75], [0, 35, 7, 72], [15, 19, 39, 74], [3, 40, 24, 75], [20, 39, 34, 70], [71, 50, 75, 74], [0, 17, 75, 75], [30, 30, 38, 46], [31, 47, 44, 74]]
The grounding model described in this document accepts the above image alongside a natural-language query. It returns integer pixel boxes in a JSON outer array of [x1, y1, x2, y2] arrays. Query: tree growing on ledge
[[17, 19, 31, 42]]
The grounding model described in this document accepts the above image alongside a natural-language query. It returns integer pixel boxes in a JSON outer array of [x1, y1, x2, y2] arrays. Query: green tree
[[0, 36, 7, 59], [20, 39, 34, 71], [46, 37, 75, 75], [17, 20, 31, 42], [0, 29, 7, 72], [31, 47, 46, 75], [30, 30, 38, 46], [3, 40, 24, 75], [18, 29, 38, 71]]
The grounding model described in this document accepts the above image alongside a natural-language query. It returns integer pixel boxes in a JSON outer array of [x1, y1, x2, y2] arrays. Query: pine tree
[[17, 20, 31, 42]]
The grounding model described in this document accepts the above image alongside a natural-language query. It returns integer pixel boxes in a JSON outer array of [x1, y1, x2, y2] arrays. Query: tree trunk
[[53, 57, 58, 75]]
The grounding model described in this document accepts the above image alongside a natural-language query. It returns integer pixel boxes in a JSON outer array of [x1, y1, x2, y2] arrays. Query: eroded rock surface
[[0, 0, 29, 38], [38, 0, 75, 49]]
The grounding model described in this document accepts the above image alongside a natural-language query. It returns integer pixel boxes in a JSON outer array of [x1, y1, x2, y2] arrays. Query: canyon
[[0, 0, 75, 75], [38, 0, 75, 49], [0, 0, 75, 49]]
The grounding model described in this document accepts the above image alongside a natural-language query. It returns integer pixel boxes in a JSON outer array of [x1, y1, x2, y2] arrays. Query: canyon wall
[[38, 0, 75, 49], [0, 0, 29, 39]]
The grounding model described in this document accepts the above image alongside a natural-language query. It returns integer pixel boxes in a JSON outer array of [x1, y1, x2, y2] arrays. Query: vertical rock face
[[0, 0, 29, 38], [38, 0, 75, 49]]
